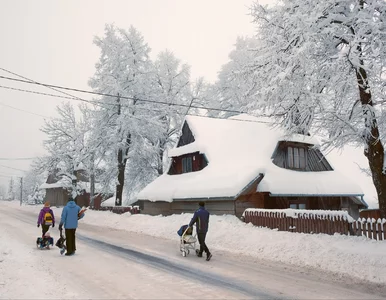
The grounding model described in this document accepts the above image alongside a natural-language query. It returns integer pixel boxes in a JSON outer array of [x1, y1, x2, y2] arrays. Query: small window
[[287, 147, 294, 168], [182, 157, 192, 173], [289, 203, 306, 209], [287, 146, 306, 170]]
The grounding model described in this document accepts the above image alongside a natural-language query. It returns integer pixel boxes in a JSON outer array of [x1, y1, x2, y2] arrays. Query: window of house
[[290, 203, 306, 209], [182, 157, 193, 173], [287, 146, 306, 169]]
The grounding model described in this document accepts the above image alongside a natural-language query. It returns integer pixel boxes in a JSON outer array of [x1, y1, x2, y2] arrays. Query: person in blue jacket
[[189, 201, 212, 261], [59, 196, 85, 256]]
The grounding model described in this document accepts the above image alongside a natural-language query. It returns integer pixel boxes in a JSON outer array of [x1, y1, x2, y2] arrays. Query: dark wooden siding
[[44, 188, 68, 207], [360, 209, 381, 219], [272, 141, 333, 171], [177, 121, 195, 147], [168, 152, 208, 175], [140, 200, 234, 216], [235, 192, 267, 217]]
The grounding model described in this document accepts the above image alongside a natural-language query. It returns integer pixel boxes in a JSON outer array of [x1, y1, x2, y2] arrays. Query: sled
[[78, 206, 88, 219]]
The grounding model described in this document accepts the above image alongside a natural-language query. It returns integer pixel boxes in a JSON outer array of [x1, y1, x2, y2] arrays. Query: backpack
[[43, 210, 53, 226]]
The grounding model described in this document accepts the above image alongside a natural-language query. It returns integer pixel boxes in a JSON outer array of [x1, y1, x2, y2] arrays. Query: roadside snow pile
[[83, 211, 386, 284], [3, 201, 386, 284]]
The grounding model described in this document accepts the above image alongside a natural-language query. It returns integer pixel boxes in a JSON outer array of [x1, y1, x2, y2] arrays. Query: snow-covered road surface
[[1, 205, 385, 299]]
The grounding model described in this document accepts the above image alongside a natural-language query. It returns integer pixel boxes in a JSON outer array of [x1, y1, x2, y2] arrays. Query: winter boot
[[206, 253, 212, 261]]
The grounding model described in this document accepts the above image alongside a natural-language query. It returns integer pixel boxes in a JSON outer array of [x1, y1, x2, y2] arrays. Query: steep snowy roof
[[137, 114, 364, 202]]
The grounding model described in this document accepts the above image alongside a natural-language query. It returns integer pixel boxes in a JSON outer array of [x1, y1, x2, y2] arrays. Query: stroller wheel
[[186, 249, 190, 255]]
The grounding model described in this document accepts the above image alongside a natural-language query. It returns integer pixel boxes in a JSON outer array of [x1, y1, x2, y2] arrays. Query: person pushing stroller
[[189, 201, 212, 261]]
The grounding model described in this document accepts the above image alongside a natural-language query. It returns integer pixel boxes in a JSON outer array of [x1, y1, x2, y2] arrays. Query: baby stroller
[[177, 224, 197, 257], [55, 228, 66, 255], [36, 231, 54, 249]]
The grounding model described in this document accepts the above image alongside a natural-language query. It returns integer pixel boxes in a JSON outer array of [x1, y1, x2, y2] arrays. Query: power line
[[0, 74, 249, 115], [0, 164, 27, 172], [0, 67, 279, 125], [0, 67, 90, 104], [0, 157, 36, 161], [0, 101, 51, 119], [0, 83, 276, 125]]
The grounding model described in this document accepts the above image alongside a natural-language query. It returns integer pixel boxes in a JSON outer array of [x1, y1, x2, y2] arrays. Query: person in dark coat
[[59, 196, 85, 256], [189, 201, 212, 261], [37, 201, 55, 237]]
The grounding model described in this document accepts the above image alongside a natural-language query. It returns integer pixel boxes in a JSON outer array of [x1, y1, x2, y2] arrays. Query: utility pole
[[19, 177, 23, 206]]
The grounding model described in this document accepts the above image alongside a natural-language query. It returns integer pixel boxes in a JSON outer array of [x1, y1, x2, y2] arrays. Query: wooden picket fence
[[243, 210, 386, 241]]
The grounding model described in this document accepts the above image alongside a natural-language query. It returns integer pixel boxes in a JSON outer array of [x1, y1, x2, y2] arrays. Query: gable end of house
[[272, 141, 333, 171], [177, 121, 195, 147]]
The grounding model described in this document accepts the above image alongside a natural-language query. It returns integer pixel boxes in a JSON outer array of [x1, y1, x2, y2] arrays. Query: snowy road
[[1, 205, 385, 299]]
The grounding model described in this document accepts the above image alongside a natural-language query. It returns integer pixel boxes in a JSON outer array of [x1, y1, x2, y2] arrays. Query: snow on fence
[[242, 208, 386, 241], [91, 205, 140, 215]]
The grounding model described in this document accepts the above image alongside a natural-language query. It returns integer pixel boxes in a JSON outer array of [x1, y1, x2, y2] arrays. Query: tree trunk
[[115, 133, 131, 206], [356, 65, 386, 218], [115, 148, 125, 206], [157, 139, 166, 176]]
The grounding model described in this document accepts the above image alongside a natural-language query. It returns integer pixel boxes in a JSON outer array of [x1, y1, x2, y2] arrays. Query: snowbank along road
[[0, 205, 385, 299]]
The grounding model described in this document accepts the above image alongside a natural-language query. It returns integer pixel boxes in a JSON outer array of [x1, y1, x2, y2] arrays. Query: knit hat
[[44, 201, 50, 207]]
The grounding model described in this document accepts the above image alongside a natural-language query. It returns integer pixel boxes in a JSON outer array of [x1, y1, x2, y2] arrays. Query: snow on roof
[[39, 177, 71, 190], [137, 114, 363, 202]]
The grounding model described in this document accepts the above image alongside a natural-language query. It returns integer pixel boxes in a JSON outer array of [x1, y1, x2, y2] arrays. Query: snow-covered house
[[136, 114, 367, 219], [40, 169, 102, 207]]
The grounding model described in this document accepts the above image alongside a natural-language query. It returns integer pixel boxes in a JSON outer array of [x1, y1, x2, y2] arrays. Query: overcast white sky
[[0, 0, 274, 187]]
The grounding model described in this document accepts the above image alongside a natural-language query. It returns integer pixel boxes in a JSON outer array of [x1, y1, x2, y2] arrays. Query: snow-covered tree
[[22, 166, 46, 204], [6, 177, 16, 200], [149, 50, 193, 174], [89, 24, 163, 205], [39, 102, 92, 197], [247, 0, 386, 216], [215, 36, 261, 117], [0, 184, 6, 200]]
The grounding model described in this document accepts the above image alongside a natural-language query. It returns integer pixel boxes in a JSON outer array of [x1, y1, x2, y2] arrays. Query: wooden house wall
[[360, 209, 381, 219], [272, 141, 333, 171], [76, 193, 91, 207], [140, 200, 234, 216], [177, 121, 195, 147], [44, 188, 68, 207]]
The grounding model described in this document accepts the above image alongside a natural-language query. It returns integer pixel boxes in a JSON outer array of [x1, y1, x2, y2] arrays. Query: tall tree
[[248, 0, 386, 216], [7, 177, 15, 200], [89, 24, 158, 205], [40, 102, 92, 197], [215, 36, 261, 117], [150, 50, 192, 175]]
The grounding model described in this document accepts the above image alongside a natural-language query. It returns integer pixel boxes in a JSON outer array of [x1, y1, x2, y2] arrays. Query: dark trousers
[[41, 224, 50, 237], [197, 233, 210, 255], [65, 228, 76, 254]]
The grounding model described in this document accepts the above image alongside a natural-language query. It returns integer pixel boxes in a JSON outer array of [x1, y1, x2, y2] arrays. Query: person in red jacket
[[189, 202, 212, 261], [37, 201, 55, 237]]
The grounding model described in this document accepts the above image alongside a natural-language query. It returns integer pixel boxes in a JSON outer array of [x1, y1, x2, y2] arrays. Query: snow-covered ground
[[2, 200, 386, 287]]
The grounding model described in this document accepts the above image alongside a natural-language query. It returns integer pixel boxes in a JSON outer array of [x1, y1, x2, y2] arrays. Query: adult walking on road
[[189, 201, 212, 261], [59, 196, 85, 256]]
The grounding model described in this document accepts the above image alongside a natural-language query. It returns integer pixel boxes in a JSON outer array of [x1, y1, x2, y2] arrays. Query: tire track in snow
[[78, 234, 278, 299]]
